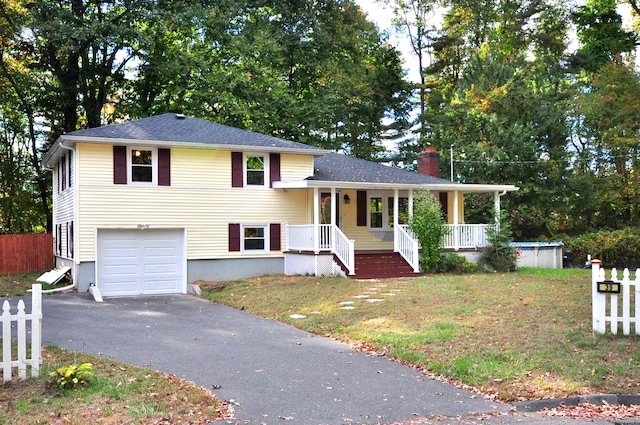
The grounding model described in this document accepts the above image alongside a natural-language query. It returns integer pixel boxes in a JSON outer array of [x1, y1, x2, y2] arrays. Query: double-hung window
[[368, 193, 409, 230], [245, 154, 266, 187], [231, 152, 279, 188], [130, 148, 155, 184], [243, 225, 268, 252]]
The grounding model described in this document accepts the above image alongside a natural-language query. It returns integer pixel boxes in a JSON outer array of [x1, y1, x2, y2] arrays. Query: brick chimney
[[417, 147, 440, 178]]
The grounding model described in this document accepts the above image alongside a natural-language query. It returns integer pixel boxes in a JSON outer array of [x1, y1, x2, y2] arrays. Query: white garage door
[[97, 229, 185, 297]]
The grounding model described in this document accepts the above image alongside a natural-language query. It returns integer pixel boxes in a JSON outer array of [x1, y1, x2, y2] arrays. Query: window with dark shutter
[[269, 153, 281, 188], [231, 152, 243, 187], [113, 146, 127, 184], [357, 190, 367, 227], [229, 223, 241, 251], [270, 223, 281, 251], [158, 148, 171, 186]]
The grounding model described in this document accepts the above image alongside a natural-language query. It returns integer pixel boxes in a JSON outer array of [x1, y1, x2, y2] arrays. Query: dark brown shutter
[[357, 190, 367, 227], [69, 221, 74, 258], [66, 222, 70, 257], [113, 146, 127, 184], [231, 152, 243, 187], [68, 150, 73, 188], [158, 148, 171, 186], [269, 153, 281, 188], [229, 223, 241, 252], [270, 223, 281, 251]]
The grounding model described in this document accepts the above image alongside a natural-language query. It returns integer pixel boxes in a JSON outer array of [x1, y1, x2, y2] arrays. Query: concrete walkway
[[32, 293, 613, 425]]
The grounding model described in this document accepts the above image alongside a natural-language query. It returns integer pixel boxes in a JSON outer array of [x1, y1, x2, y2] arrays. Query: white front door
[[97, 229, 185, 297]]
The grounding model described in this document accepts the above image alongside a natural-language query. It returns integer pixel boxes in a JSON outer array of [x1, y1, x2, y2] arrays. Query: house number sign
[[597, 280, 621, 294]]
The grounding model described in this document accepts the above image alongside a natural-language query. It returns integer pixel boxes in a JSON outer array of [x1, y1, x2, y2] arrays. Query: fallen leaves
[[542, 400, 640, 420]]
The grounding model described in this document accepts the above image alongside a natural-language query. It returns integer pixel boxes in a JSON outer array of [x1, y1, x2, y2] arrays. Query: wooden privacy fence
[[1, 284, 42, 382], [0, 234, 53, 274], [592, 260, 640, 335]]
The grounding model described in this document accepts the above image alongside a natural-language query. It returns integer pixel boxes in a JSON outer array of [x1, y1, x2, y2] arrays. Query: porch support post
[[330, 187, 336, 251], [408, 189, 414, 218], [494, 191, 501, 226], [393, 189, 399, 252], [313, 187, 320, 253], [453, 190, 460, 251]]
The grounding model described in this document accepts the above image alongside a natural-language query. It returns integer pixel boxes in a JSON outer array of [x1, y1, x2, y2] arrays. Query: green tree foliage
[[408, 190, 448, 272], [129, 0, 413, 160], [0, 0, 51, 232], [567, 227, 640, 268], [571, 63, 640, 230], [571, 0, 637, 74], [425, 41, 571, 239]]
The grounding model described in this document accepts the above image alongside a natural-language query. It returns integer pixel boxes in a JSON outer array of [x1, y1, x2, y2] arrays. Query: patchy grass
[[0, 345, 229, 424], [200, 269, 640, 402], [0, 272, 47, 297]]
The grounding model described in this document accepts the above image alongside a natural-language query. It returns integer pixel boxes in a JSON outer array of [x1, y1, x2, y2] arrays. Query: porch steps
[[349, 251, 420, 280]]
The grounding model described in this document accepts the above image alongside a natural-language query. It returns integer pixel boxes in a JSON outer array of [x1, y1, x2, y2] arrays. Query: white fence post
[[0, 284, 42, 383], [31, 284, 42, 377], [592, 259, 606, 334], [1, 300, 11, 382]]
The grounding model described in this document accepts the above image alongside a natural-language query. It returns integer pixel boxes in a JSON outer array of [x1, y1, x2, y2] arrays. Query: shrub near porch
[[201, 269, 640, 401]]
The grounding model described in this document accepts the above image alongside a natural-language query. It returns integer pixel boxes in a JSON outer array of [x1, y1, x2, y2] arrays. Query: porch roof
[[273, 152, 519, 193]]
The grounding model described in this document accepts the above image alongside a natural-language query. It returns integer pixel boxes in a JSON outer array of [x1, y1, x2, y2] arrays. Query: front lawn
[[200, 268, 640, 402], [1, 346, 229, 424]]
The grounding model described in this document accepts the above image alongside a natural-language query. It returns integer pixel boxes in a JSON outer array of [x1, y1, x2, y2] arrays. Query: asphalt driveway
[[22, 292, 609, 425], [31, 292, 508, 424]]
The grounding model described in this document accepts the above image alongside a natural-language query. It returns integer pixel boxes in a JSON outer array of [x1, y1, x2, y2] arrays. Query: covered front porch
[[281, 186, 509, 278]]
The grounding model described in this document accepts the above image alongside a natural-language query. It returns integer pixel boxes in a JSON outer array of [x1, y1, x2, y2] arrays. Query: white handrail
[[332, 226, 355, 275], [397, 225, 420, 273]]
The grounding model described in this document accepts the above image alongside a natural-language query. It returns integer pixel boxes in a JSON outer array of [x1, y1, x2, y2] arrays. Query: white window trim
[[241, 224, 269, 254], [127, 146, 158, 185], [367, 191, 409, 231], [243, 152, 269, 188]]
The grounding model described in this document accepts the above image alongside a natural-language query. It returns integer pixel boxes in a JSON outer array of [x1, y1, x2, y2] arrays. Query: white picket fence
[[592, 260, 640, 335], [1, 284, 42, 382]]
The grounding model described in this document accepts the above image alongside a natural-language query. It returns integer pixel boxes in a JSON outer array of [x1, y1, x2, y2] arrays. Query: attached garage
[[97, 228, 186, 297]]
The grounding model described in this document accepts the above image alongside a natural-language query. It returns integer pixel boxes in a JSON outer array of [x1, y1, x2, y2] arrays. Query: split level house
[[42, 113, 518, 298]]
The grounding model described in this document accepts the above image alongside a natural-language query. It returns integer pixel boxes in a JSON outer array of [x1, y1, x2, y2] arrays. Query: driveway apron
[[37, 293, 510, 425]]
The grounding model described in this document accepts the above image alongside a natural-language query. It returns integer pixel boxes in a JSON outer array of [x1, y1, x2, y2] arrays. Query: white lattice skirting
[[284, 253, 345, 277]]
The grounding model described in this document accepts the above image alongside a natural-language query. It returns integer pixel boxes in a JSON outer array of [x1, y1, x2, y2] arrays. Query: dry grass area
[[0, 272, 45, 297], [0, 346, 230, 425], [201, 268, 640, 402]]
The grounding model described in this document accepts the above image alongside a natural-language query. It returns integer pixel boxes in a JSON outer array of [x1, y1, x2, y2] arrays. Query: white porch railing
[[397, 225, 420, 273], [286, 224, 355, 275], [442, 224, 494, 250]]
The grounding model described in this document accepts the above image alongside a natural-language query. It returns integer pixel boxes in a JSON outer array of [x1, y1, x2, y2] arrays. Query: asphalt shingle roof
[[66, 113, 324, 152], [311, 152, 456, 185]]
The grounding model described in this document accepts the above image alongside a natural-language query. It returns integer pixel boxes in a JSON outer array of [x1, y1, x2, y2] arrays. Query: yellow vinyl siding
[[281, 154, 314, 181], [77, 143, 112, 184], [171, 148, 231, 187], [75, 143, 313, 262]]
